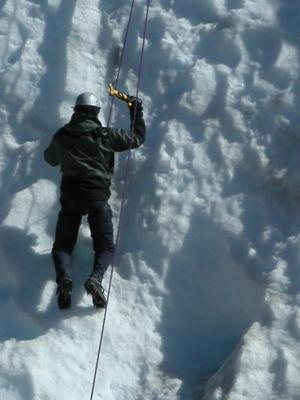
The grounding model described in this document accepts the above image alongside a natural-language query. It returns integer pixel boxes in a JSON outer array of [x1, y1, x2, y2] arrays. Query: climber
[[44, 91, 146, 309]]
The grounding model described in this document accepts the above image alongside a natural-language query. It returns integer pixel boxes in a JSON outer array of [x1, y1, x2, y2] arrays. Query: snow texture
[[1, 0, 300, 399]]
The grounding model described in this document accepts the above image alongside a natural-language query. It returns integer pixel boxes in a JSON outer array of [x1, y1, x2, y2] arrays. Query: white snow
[[1, 0, 300, 399]]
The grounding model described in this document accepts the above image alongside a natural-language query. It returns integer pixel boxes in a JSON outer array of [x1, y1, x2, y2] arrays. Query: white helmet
[[75, 92, 101, 109]]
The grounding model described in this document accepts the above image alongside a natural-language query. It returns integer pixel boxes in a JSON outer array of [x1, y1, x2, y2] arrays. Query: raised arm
[[107, 100, 146, 152]]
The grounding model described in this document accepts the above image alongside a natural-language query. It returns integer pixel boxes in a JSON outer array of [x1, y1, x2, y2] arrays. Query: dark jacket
[[44, 108, 146, 201]]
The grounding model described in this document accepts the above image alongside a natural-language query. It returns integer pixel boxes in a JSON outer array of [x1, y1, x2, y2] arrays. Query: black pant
[[52, 193, 115, 284]]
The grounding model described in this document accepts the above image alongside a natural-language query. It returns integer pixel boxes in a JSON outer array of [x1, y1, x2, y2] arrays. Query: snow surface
[[1, 0, 300, 399]]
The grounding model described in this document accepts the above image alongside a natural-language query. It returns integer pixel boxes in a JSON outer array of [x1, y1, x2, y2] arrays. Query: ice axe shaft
[[108, 83, 134, 107]]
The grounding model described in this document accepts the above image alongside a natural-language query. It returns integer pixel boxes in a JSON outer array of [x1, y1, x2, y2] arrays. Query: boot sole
[[84, 280, 107, 308]]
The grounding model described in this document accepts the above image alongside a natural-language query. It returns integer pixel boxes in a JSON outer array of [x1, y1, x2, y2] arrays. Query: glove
[[128, 97, 143, 118]]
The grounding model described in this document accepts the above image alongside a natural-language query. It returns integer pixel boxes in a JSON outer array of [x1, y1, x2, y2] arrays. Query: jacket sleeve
[[107, 111, 146, 152], [44, 135, 59, 166]]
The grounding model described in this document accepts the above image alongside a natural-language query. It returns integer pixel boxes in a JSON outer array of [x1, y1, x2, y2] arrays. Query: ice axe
[[108, 83, 135, 107]]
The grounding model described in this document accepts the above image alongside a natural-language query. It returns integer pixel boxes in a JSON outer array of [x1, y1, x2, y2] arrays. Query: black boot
[[84, 277, 107, 308], [57, 274, 73, 309]]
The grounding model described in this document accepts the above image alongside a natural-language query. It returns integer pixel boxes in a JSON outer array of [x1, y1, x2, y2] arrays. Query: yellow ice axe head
[[108, 83, 133, 107]]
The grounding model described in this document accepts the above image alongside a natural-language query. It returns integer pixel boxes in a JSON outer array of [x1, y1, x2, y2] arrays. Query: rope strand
[[106, 0, 135, 127], [89, 2, 135, 399], [89, 1, 151, 399]]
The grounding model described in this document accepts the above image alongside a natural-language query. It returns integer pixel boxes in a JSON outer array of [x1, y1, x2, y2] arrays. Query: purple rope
[[89, 1, 134, 399], [106, 0, 135, 127], [89, 1, 151, 399]]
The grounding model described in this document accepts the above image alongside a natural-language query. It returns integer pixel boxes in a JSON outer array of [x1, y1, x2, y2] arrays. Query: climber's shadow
[[0, 226, 100, 342]]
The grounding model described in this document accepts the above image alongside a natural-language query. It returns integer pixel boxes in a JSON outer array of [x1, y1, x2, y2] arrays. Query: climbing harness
[[89, 1, 151, 399]]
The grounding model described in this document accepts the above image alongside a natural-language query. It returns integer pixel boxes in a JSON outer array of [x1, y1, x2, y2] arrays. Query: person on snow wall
[[44, 92, 146, 309]]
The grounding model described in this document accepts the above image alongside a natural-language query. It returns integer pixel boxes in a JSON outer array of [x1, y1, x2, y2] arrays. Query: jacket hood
[[64, 112, 102, 136]]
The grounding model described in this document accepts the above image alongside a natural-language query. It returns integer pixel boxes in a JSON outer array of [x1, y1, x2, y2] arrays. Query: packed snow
[[1, 0, 300, 399]]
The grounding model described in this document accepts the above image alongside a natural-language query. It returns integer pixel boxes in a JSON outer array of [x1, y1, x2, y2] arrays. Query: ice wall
[[0, 0, 300, 399]]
